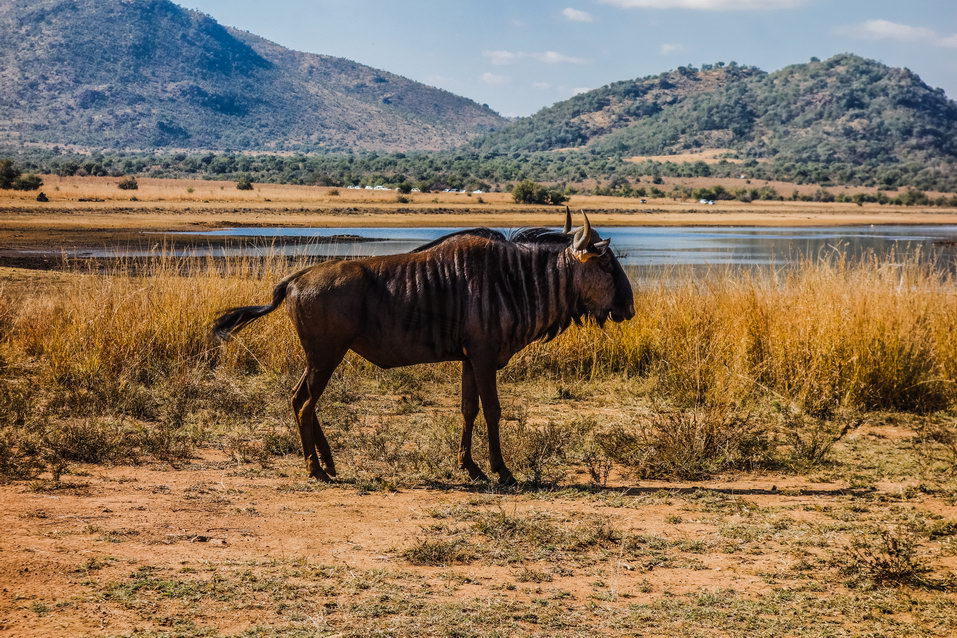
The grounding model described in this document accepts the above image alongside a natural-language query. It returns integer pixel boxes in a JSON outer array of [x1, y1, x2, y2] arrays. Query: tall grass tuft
[[511, 255, 957, 413]]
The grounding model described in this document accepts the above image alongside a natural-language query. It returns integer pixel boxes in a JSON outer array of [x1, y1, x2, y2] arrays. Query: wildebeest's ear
[[594, 239, 610, 253]]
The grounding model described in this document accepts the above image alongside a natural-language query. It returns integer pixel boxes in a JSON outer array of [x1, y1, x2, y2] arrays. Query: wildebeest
[[212, 209, 634, 485]]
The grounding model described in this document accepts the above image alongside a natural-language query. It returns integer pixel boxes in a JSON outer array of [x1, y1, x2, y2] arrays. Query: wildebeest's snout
[[610, 304, 634, 323]]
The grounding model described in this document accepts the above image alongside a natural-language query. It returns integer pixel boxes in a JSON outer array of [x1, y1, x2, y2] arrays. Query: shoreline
[[2, 203, 956, 272], [3, 204, 957, 231]]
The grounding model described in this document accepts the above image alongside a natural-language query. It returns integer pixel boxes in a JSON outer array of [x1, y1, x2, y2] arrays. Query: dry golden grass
[[1, 175, 517, 206], [3, 175, 956, 215], [2, 253, 953, 423], [511, 258, 957, 414], [626, 148, 746, 164]]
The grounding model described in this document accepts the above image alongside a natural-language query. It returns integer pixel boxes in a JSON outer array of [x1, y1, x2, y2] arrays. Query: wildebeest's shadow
[[418, 479, 879, 500]]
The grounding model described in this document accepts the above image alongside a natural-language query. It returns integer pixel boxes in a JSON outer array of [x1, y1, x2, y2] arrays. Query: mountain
[[0, 0, 504, 151], [471, 55, 957, 168]]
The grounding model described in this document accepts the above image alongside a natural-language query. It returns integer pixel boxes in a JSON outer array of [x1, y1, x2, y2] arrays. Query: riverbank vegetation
[[5, 147, 957, 201]]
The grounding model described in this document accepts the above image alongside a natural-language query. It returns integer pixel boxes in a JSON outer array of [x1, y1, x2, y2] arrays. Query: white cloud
[[482, 49, 586, 65], [529, 51, 587, 64], [562, 7, 594, 22], [836, 19, 936, 42], [480, 72, 511, 85], [659, 43, 686, 55], [532, 81, 552, 89], [483, 50, 519, 66], [599, 0, 803, 10], [835, 19, 957, 48]]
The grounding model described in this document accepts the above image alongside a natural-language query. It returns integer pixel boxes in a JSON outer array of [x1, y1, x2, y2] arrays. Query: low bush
[[511, 179, 567, 205]]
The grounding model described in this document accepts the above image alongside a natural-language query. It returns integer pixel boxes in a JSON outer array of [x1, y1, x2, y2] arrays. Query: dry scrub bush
[[403, 537, 476, 566], [915, 416, 957, 474], [778, 408, 861, 469], [839, 528, 955, 590], [600, 406, 774, 480], [503, 416, 571, 487]]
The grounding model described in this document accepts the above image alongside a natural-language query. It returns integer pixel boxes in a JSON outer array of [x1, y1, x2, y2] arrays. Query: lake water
[[161, 225, 957, 267]]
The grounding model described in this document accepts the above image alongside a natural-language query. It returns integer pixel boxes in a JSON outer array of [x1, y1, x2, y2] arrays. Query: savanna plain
[[2, 180, 957, 637]]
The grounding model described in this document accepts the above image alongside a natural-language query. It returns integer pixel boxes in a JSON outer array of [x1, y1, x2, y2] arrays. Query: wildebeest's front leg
[[459, 361, 489, 482], [470, 354, 517, 486]]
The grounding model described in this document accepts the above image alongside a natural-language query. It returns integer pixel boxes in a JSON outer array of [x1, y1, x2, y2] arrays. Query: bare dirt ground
[[2, 378, 956, 637]]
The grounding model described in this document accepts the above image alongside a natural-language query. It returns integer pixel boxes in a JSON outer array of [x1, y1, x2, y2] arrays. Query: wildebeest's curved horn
[[573, 210, 593, 251], [563, 206, 572, 234]]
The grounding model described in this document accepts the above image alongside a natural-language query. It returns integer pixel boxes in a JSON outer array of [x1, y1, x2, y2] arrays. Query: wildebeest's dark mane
[[508, 227, 573, 246], [411, 227, 571, 253]]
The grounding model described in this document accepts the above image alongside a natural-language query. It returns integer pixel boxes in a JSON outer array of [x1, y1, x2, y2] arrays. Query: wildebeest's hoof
[[308, 461, 333, 483], [459, 457, 489, 482], [497, 470, 517, 487]]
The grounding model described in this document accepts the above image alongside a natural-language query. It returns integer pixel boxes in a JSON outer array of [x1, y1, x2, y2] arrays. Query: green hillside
[[472, 55, 957, 170]]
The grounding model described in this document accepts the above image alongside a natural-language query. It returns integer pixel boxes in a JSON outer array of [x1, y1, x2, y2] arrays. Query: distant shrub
[[0, 159, 43, 190], [12, 174, 43, 191], [36, 192, 49, 202], [395, 195, 411, 203], [327, 188, 340, 196], [236, 177, 254, 191], [0, 159, 20, 188], [396, 182, 413, 194], [117, 177, 138, 190], [511, 179, 568, 205]]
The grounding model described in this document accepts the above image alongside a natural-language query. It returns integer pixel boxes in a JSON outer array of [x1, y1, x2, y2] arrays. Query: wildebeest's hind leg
[[459, 361, 489, 482], [470, 354, 517, 486], [291, 369, 327, 481], [292, 354, 345, 481]]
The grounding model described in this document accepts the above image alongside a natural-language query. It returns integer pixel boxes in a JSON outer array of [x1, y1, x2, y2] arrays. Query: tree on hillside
[[511, 179, 568, 205], [0, 160, 18, 188], [0, 159, 43, 190]]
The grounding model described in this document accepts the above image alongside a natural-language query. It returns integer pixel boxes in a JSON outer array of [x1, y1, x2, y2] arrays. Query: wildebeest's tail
[[212, 268, 309, 341]]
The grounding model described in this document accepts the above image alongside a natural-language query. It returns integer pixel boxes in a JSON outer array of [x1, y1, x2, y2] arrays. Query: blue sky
[[181, 0, 956, 117]]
